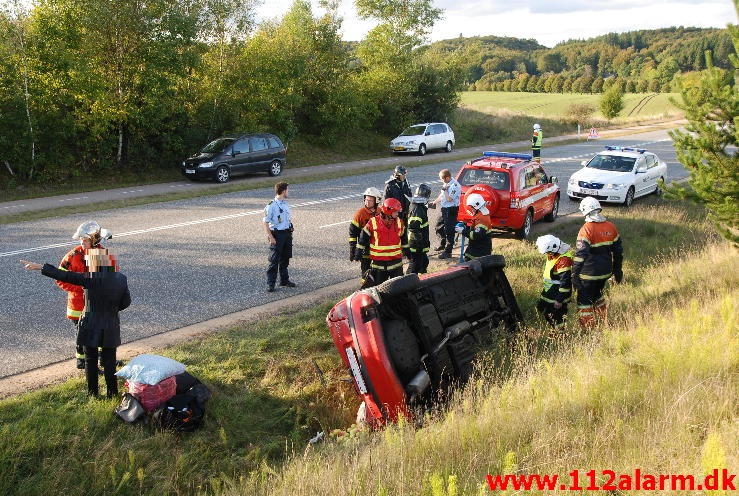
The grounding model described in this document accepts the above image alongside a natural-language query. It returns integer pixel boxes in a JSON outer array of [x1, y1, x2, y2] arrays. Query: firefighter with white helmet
[[572, 197, 624, 328], [454, 193, 494, 260], [532, 123, 543, 163], [56, 221, 112, 369], [349, 187, 383, 277], [535, 234, 574, 330]]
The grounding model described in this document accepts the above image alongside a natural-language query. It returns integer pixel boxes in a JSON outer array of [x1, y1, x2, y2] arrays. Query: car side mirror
[[636, 166, 646, 173], [581, 160, 588, 166], [424, 131, 430, 136], [550, 176, 558, 184]]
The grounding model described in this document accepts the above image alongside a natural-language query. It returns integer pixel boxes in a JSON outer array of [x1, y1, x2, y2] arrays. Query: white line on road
[[57, 197, 89, 203], [320, 220, 352, 229]]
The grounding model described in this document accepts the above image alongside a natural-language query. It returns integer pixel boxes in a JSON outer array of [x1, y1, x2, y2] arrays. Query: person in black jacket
[[406, 184, 431, 274], [384, 165, 412, 223], [21, 248, 131, 398]]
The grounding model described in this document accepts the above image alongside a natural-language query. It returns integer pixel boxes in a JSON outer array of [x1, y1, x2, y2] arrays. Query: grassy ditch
[[1, 198, 733, 496]]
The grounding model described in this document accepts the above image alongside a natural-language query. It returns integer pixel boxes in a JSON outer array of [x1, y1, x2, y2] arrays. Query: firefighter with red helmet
[[57, 221, 111, 369], [455, 193, 494, 261], [572, 197, 623, 328], [354, 198, 405, 287], [349, 187, 383, 277]]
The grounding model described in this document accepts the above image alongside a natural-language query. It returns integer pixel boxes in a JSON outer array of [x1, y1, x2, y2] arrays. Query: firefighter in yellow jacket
[[535, 234, 573, 330]]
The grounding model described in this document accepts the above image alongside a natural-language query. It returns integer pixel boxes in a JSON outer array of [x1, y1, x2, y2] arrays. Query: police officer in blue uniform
[[262, 181, 296, 292]]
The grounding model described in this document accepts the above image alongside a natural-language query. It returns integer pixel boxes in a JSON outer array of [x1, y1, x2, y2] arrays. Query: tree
[[591, 77, 604, 93], [636, 79, 649, 92], [668, 41, 739, 242], [600, 85, 624, 119], [567, 103, 596, 126], [648, 79, 660, 92], [626, 80, 637, 93]]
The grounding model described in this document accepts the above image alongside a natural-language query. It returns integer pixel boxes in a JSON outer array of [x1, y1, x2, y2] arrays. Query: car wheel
[[268, 160, 282, 177], [445, 141, 453, 153], [623, 186, 635, 207], [544, 195, 559, 222], [215, 166, 230, 183], [417, 143, 426, 156], [516, 210, 533, 239]]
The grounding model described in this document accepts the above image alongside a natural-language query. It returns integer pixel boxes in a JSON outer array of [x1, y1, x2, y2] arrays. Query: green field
[[460, 91, 682, 123]]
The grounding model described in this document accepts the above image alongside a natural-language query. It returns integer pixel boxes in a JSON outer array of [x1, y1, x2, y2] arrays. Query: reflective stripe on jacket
[[541, 249, 574, 304], [356, 216, 404, 262], [532, 130, 543, 150], [349, 206, 376, 259], [572, 220, 623, 281], [407, 203, 430, 253], [462, 214, 493, 259], [57, 246, 86, 320]]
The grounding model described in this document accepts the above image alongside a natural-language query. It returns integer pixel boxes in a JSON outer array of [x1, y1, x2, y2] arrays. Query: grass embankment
[[2, 199, 735, 496], [460, 91, 682, 124]]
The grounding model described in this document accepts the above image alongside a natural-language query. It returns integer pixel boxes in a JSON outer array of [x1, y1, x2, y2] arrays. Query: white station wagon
[[389, 122, 455, 156], [567, 146, 668, 207]]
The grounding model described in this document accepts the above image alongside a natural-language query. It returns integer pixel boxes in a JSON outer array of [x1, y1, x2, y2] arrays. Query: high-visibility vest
[[368, 216, 404, 261], [542, 250, 573, 291], [532, 130, 543, 150], [541, 250, 573, 303]]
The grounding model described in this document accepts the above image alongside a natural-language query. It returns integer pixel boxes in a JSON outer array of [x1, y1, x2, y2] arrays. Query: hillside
[[424, 26, 735, 90]]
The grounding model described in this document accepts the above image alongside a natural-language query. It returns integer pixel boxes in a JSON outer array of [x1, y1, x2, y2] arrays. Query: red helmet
[[380, 198, 402, 216]]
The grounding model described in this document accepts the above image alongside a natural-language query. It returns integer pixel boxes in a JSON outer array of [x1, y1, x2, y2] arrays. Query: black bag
[[152, 393, 205, 432], [115, 393, 145, 423]]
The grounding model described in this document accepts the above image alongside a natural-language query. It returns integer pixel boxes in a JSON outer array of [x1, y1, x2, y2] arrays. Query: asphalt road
[[0, 128, 687, 378]]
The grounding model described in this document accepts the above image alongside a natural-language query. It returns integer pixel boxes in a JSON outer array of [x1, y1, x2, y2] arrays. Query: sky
[[255, 0, 736, 47]]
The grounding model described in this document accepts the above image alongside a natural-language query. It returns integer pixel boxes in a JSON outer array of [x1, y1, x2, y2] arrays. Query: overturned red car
[[327, 255, 522, 428]]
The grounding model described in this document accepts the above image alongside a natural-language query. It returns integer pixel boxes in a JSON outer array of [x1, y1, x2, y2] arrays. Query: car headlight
[[606, 183, 625, 189], [198, 161, 214, 168], [406, 140, 416, 145], [182, 161, 186, 166]]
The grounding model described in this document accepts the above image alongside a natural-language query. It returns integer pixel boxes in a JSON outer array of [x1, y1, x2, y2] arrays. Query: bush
[[566, 103, 596, 126], [600, 86, 624, 119]]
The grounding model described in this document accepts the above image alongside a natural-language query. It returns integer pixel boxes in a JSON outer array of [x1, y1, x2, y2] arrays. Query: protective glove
[[353, 249, 364, 261], [454, 222, 465, 234], [613, 269, 623, 284], [349, 245, 356, 262]]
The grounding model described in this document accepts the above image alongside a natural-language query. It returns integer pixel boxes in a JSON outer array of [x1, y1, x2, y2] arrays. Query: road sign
[[587, 127, 600, 140]]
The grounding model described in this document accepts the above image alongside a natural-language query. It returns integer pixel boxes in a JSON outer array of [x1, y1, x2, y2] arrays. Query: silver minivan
[[389, 123, 456, 156]]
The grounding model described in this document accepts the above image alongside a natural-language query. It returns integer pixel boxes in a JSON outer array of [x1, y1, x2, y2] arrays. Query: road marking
[[1, 205, 25, 209], [319, 220, 352, 229], [57, 196, 88, 203]]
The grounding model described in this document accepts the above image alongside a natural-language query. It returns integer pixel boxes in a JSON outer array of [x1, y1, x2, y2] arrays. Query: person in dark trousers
[[349, 187, 383, 279], [263, 181, 296, 293], [532, 123, 543, 163], [354, 198, 405, 288], [384, 165, 412, 223], [430, 168, 461, 259], [535, 234, 574, 330], [56, 220, 112, 369], [455, 193, 494, 260], [20, 249, 130, 398], [572, 197, 623, 328], [406, 184, 432, 274]]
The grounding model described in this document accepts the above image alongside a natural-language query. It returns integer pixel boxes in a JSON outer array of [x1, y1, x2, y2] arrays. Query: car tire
[[268, 160, 282, 177], [516, 210, 533, 239], [376, 274, 421, 297], [468, 254, 506, 271], [383, 320, 422, 385], [417, 143, 426, 156], [215, 166, 230, 183], [544, 195, 559, 222], [623, 186, 635, 207], [445, 141, 453, 153]]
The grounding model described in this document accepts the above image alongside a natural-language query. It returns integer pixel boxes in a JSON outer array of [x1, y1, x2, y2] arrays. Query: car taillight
[[510, 198, 520, 209]]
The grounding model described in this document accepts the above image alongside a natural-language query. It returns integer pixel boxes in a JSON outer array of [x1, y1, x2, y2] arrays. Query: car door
[[532, 165, 554, 215], [248, 136, 271, 171], [519, 166, 545, 220], [645, 154, 661, 194], [634, 156, 650, 197], [229, 138, 250, 173]]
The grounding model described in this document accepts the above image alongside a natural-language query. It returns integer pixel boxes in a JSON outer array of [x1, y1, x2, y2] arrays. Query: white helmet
[[72, 221, 112, 246], [536, 234, 570, 254], [579, 196, 602, 217], [533, 123, 541, 130], [465, 193, 489, 215], [362, 187, 382, 202]]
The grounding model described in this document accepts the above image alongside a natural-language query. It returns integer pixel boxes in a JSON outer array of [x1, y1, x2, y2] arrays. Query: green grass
[[460, 91, 682, 123], [1, 197, 735, 496]]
